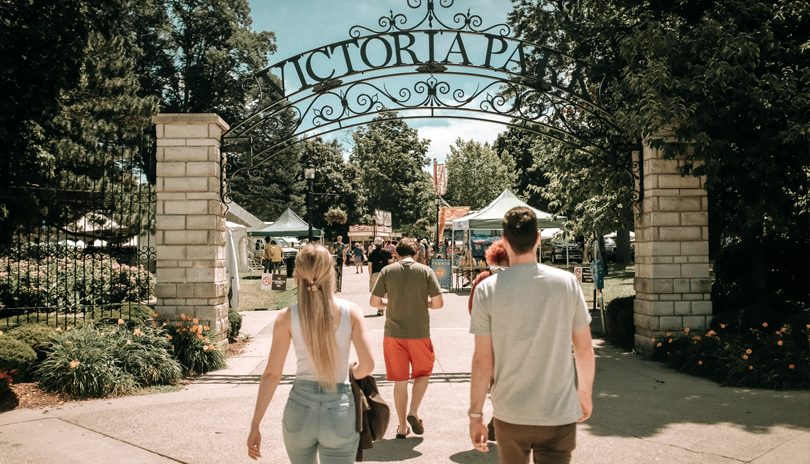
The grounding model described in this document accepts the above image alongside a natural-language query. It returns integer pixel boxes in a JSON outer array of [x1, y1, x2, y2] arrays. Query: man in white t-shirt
[[468, 206, 595, 463]]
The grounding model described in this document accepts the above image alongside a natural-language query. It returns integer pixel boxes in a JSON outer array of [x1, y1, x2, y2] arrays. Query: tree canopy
[[445, 138, 517, 210]]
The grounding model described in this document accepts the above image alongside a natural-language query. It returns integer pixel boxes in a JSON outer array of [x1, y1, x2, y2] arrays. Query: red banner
[[438, 207, 470, 241]]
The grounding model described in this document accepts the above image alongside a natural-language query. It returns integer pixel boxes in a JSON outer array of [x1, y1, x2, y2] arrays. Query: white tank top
[[290, 299, 352, 385]]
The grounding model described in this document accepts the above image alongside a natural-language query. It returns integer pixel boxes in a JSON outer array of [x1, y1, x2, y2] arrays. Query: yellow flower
[[777, 340, 783, 346], [69, 360, 79, 369], [762, 322, 768, 328], [118, 319, 125, 325], [789, 364, 795, 369]]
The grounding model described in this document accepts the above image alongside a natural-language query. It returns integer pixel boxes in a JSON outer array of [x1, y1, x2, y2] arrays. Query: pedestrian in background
[[352, 242, 365, 274], [248, 244, 375, 463], [368, 237, 393, 316], [370, 238, 443, 439]]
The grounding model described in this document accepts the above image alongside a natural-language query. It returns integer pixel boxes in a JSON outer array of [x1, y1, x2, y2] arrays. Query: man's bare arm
[[572, 325, 595, 422]]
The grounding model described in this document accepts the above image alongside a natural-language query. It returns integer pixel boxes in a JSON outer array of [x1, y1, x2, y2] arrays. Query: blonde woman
[[248, 244, 375, 463]]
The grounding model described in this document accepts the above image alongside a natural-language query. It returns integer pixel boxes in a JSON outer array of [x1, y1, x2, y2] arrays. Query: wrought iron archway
[[222, 0, 639, 203]]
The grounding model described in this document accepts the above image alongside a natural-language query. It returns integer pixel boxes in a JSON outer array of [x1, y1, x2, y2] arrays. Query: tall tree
[[445, 138, 517, 210], [510, 0, 809, 304], [349, 112, 434, 230], [493, 128, 550, 210]]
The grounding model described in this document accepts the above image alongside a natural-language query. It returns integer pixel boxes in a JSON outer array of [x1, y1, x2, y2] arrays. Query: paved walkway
[[1, 268, 808, 463]]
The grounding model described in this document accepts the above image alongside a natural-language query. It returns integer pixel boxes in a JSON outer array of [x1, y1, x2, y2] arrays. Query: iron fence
[[0, 130, 157, 328]]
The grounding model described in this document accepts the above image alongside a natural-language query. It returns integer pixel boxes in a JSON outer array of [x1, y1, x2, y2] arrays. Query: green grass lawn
[[547, 262, 636, 308], [236, 270, 298, 311]]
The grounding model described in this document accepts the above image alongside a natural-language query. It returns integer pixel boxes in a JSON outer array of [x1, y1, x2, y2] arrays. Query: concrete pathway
[[1, 267, 808, 463]]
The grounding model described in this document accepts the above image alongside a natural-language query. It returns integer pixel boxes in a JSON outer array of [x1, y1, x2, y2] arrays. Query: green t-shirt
[[372, 258, 442, 339]]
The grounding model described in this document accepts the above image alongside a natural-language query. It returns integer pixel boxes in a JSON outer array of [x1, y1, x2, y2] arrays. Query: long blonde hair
[[294, 244, 339, 391]]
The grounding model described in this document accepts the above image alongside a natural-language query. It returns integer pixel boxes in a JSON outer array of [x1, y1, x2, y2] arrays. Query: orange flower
[[118, 319, 125, 325], [720, 324, 726, 329], [762, 322, 768, 328], [208, 345, 214, 351], [777, 340, 783, 346], [151, 313, 159, 318], [748, 365, 753, 370], [181, 314, 186, 320], [657, 343, 662, 347], [166, 335, 173, 340], [666, 333, 671, 337], [193, 318, 199, 324], [698, 361, 703, 365], [69, 360, 79, 369], [668, 339, 673, 343], [204, 326, 210, 331], [126, 340, 132, 345], [789, 364, 795, 369], [685, 328, 690, 333], [175, 322, 182, 327], [56, 327, 61, 332], [196, 334, 203, 339], [743, 355, 748, 360], [746, 349, 752, 354], [0, 331, 3, 336], [133, 328, 142, 337], [706, 330, 716, 337], [203, 345, 209, 351]]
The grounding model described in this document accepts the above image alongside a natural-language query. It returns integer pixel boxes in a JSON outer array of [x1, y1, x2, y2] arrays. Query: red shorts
[[383, 337, 435, 382]]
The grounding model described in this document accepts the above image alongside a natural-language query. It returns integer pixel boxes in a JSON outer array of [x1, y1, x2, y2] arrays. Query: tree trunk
[[614, 228, 632, 271]]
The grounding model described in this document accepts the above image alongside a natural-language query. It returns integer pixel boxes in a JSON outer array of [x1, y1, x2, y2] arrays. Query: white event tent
[[450, 189, 566, 285]]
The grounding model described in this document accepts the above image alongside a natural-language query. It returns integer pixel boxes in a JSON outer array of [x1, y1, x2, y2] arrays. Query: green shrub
[[0, 371, 11, 397], [6, 324, 58, 360], [652, 321, 810, 390], [228, 308, 242, 341], [164, 315, 226, 374], [35, 324, 138, 398], [0, 336, 37, 381], [604, 296, 635, 350], [0, 244, 154, 311], [110, 324, 182, 386]]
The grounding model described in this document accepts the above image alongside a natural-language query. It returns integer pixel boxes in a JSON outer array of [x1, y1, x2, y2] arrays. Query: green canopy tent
[[250, 208, 322, 238]]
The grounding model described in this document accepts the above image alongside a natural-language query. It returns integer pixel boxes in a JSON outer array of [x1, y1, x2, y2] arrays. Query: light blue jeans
[[282, 379, 359, 464]]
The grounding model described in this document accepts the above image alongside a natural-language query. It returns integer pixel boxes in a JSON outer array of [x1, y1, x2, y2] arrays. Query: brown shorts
[[493, 419, 577, 464], [383, 337, 434, 382]]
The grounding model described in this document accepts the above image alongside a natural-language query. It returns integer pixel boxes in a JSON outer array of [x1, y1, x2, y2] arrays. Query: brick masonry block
[[634, 298, 652, 316], [659, 227, 702, 241], [651, 301, 674, 316], [155, 283, 177, 299], [164, 146, 209, 162], [186, 162, 219, 177], [156, 162, 186, 177], [660, 316, 684, 331], [659, 294, 683, 301], [681, 241, 709, 256], [164, 123, 209, 139], [659, 196, 702, 211], [156, 216, 186, 230], [186, 215, 218, 230], [634, 314, 659, 331], [156, 245, 186, 260], [658, 174, 701, 189], [651, 256, 674, 264], [176, 284, 196, 299], [681, 211, 709, 226], [651, 241, 681, 256], [164, 200, 208, 215], [164, 230, 208, 245], [186, 138, 221, 147], [681, 263, 709, 278], [673, 279, 690, 293], [164, 177, 209, 192], [691, 301, 713, 315], [649, 212, 682, 226], [156, 267, 186, 282], [674, 301, 692, 315], [673, 256, 688, 264], [683, 316, 709, 330], [649, 263, 682, 278], [691, 279, 711, 293]]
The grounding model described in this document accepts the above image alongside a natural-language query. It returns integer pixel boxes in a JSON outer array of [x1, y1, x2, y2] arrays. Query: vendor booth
[[250, 208, 322, 239], [449, 189, 566, 290]]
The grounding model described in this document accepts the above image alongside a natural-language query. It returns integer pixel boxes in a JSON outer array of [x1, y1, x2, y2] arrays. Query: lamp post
[[305, 164, 315, 243], [434, 195, 441, 249]]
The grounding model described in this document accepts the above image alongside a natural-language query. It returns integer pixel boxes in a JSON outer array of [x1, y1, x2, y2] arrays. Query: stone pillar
[[152, 114, 230, 342], [633, 136, 712, 355]]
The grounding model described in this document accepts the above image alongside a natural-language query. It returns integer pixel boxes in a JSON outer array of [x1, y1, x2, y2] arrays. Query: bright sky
[[247, 0, 516, 164]]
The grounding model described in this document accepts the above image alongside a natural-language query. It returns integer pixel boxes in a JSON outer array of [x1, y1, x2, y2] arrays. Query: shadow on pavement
[[362, 436, 424, 461], [449, 443, 499, 463]]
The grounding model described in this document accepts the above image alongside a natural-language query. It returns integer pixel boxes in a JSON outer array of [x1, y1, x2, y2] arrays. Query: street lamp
[[434, 195, 441, 249], [305, 163, 315, 243]]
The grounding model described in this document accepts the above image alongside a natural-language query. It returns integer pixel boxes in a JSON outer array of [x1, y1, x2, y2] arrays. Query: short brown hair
[[396, 238, 419, 257], [502, 207, 538, 255]]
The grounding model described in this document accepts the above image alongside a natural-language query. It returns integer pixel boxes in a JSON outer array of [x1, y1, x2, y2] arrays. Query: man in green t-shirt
[[370, 237, 443, 439]]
